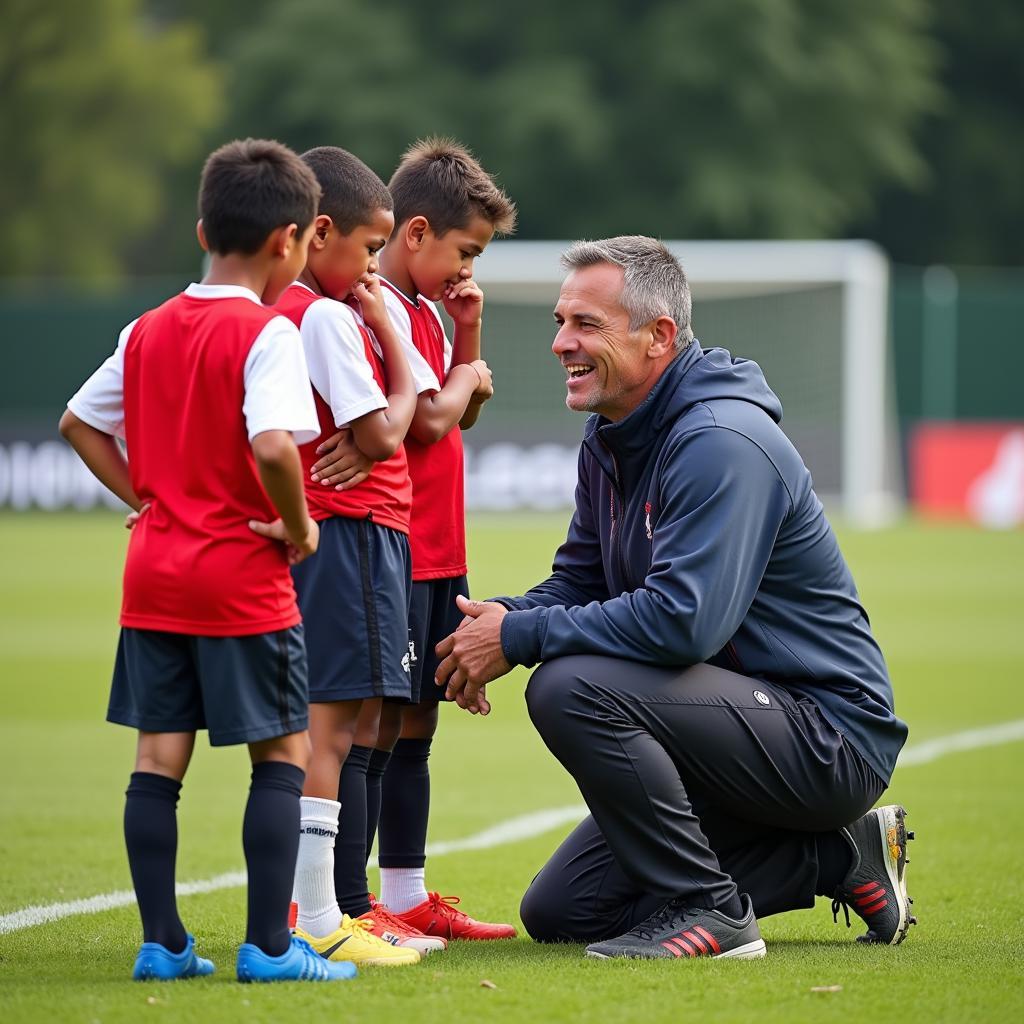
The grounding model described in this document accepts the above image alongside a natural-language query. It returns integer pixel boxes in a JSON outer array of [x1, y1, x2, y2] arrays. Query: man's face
[[553, 263, 659, 421], [310, 207, 395, 300], [409, 215, 494, 301]]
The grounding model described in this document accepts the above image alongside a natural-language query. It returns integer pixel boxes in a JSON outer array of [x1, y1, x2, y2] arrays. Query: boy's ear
[[647, 315, 679, 359], [311, 213, 333, 250], [196, 219, 209, 253], [404, 215, 430, 251], [267, 223, 299, 259]]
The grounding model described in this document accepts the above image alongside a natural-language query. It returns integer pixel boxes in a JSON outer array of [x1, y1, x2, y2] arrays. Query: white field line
[[2, 719, 1022, 937]]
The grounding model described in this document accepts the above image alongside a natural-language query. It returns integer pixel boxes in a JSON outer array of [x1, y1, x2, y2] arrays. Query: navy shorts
[[408, 575, 469, 703], [107, 625, 308, 746], [291, 516, 413, 703]]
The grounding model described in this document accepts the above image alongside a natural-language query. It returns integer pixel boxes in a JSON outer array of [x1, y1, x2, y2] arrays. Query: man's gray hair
[[561, 235, 694, 350]]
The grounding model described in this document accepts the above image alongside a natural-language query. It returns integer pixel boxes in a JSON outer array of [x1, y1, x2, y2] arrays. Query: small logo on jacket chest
[[644, 502, 653, 540]]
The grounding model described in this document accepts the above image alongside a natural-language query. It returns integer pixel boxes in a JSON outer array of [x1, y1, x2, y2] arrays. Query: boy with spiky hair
[[315, 136, 517, 940], [59, 138, 355, 983]]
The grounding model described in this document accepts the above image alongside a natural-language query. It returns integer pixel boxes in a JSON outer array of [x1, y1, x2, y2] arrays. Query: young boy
[[316, 137, 518, 940], [59, 138, 355, 983], [275, 146, 442, 965]]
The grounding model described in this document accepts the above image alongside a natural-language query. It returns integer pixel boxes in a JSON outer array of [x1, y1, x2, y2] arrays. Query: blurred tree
[[852, 0, 1024, 264], [219, 0, 937, 241], [0, 0, 220, 277]]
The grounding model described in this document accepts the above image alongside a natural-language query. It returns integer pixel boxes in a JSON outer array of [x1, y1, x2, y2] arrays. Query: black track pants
[[520, 655, 885, 943]]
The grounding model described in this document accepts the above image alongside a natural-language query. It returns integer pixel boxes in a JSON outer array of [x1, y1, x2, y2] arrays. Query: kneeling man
[[436, 236, 913, 960]]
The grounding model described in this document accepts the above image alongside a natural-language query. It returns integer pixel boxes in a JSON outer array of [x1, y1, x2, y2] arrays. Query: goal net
[[465, 240, 902, 527]]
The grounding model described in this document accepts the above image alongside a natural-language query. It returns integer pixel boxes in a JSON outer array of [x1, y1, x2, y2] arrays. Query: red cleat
[[363, 896, 447, 955], [392, 892, 517, 941]]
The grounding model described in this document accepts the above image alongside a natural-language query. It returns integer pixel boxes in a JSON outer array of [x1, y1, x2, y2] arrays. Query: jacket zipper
[[603, 445, 630, 587]]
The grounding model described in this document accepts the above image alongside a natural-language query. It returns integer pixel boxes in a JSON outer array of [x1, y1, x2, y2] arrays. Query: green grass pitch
[[1, 512, 1022, 1022]]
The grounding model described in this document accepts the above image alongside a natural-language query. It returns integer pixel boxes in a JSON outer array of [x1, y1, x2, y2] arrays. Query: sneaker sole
[[356, 954, 422, 967], [401, 938, 447, 955], [585, 938, 767, 961], [871, 804, 912, 946]]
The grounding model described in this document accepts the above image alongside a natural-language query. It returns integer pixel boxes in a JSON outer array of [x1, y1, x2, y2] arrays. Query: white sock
[[293, 797, 342, 937], [380, 867, 428, 914]]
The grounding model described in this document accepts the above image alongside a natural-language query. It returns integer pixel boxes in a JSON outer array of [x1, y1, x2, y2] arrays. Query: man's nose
[[552, 326, 576, 356]]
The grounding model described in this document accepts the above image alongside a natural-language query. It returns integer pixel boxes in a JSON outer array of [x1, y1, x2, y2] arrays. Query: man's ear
[[404, 215, 430, 251], [648, 315, 679, 359], [196, 219, 209, 253]]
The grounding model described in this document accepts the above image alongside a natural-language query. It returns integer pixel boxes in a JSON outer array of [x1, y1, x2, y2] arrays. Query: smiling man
[[435, 236, 913, 961]]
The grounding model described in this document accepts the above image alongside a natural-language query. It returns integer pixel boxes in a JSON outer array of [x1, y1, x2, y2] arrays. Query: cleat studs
[[909, 916, 918, 926], [907, 831, 915, 840]]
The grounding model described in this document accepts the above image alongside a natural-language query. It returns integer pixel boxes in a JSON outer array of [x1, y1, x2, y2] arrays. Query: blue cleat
[[236, 935, 358, 982], [132, 934, 215, 981]]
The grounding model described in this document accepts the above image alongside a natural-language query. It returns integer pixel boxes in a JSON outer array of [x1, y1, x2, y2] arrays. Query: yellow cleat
[[294, 917, 421, 967]]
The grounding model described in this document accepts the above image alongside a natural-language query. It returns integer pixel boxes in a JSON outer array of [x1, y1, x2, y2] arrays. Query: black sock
[[124, 772, 187, 952], [335, 745, 372, 917], [243, 761, 305, 957], [718, 892, 745, 919], [814, 830, 855, 896], [365, 747, 392, 859], [378, 737, 432, 869]]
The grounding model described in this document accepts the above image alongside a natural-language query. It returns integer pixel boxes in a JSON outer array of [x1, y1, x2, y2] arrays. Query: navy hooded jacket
[[496, 342, 908, 783]]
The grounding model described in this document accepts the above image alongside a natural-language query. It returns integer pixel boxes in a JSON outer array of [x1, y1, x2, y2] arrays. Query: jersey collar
[[185, 283, 263, 305]]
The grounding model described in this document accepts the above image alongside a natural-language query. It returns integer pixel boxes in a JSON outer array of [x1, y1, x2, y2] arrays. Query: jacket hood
[[586, 343, 783, 459]]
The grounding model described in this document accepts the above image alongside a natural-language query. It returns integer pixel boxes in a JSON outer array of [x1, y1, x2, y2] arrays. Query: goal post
[[471, 239, 901, 527]]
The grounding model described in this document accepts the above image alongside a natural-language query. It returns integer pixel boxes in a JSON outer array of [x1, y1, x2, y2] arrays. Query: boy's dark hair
[[199, 138, 321, 255], [388, 137, 516, 238], [300, 147, 393, 234]]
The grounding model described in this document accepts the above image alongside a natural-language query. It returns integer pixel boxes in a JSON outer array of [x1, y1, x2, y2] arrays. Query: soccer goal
[[468, 239, 902, 527]]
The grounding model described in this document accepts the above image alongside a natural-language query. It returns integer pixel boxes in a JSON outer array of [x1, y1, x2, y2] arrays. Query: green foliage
[[0, 0, 221, 277], [854, 0, 1024, 264], [223, 0, 938, 240]]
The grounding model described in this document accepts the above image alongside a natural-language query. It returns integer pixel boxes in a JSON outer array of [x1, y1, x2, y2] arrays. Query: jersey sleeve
[[242, 316, 321, 444], [382, 287, 442, 394], [301, 299, 390, 426], [65, 319, 137, 439]]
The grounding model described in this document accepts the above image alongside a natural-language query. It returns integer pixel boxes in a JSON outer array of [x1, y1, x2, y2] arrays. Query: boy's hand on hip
[[124, 503, 150, 530], [249, 517, 320, 565]]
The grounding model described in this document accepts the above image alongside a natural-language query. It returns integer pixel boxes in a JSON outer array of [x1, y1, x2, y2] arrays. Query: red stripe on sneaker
[[693, 926, 721, 955], [862, 897, 889, 915], [684, 930, 709, 954], [661, 940, 684, 957], [851, 882, 880, 895], [674, 935, 698, 956], [855, 889, 887, 907]]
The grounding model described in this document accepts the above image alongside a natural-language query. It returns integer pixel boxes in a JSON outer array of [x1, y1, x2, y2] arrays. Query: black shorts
[[408, 575, 469, 703], [291, 515, 413, 703], [107, 625, 308, 746]]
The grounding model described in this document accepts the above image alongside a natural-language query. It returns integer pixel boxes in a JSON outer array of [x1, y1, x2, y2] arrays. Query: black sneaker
[[585, 894, 766, 960], [832, 804, 917, 945]]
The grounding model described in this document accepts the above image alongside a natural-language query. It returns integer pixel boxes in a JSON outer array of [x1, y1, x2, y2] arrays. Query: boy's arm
[[249, 430, 318, 564], [59, 411, 141, 510], [407, 276, 493, 443], [242, 317, 322, 563], [60, 319, 141, 509], [408, 360, 491, 444], [349, 276, 417, 461]]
